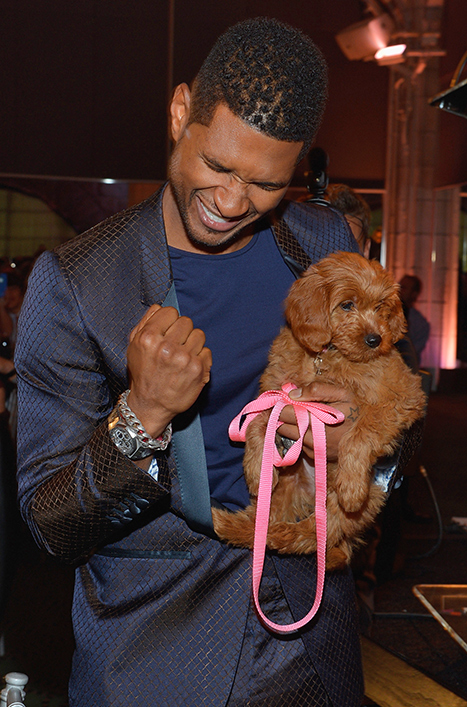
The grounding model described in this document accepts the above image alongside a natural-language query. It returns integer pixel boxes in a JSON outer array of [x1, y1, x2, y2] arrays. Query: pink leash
[[228, 383, 344, 634]]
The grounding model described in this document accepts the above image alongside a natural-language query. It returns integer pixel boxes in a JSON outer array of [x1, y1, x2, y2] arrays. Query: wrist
[[126, 390, 173, 439], [108, 389, 172, 460]]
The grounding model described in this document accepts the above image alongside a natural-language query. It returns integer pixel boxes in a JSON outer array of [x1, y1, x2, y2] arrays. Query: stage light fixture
[[335, 13, 395, 62]]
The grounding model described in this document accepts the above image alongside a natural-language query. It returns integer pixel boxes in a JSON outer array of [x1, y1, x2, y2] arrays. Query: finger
[[277, 423, 315, 449], [278, 404, 298, 425], [132, 309, 192, 347], [292, 382, 351, 403], [199, 347, 213, 383], [129, 304, 173, 341], [183, 327, 208, 355], [157, 314, 195, 341], [277, 423, 300, 441]]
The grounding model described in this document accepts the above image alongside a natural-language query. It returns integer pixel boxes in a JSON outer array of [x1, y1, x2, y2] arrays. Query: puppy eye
[[340, 301, 355, 311]]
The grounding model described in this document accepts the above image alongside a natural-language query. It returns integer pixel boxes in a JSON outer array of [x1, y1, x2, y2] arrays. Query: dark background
[[1, 0, 466, 187]]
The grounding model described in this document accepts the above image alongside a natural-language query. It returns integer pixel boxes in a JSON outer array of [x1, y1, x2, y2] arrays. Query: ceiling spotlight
[[335, 13, 395, 62], [375, 44, 407, 65]]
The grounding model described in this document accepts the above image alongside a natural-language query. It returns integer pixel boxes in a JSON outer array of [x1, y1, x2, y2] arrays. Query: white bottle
[[0, 672, 28, 707]]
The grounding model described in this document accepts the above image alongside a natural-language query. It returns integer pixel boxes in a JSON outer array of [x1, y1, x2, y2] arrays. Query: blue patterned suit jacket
[[16, 187, 364, 706]]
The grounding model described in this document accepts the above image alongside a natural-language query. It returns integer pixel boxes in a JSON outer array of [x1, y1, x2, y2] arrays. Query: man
[[399, 274, 431, 365], [325, 183, 372, 258], [16, 18, 406, 706]]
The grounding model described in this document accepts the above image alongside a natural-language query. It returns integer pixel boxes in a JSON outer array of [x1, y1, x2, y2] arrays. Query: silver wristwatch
[[108, 390, 172, 460]]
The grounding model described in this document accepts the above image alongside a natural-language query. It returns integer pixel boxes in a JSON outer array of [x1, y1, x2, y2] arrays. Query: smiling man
[[16, 18, 367, 707], [165, 99, 301, 252]]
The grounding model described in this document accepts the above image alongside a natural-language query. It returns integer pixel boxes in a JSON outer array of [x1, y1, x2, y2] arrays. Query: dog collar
[[314, 344, 334, 375]]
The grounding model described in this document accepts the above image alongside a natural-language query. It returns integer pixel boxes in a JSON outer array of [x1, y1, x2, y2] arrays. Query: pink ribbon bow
[[228, 383, 344, 634]]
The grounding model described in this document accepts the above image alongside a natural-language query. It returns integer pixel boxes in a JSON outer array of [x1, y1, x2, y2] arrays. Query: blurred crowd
[[0, 252, 44, 442]]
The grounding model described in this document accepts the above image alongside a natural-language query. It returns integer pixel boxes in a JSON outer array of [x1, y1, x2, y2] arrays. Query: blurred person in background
[[325, 183, 372, 258], [399, 274, 431, 366]]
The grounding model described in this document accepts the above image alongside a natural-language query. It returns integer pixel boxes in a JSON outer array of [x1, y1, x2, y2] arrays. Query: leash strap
[[229, 383, 344, 634]]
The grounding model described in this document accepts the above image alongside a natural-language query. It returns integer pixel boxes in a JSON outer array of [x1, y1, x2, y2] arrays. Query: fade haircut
[[189, 17, 328, 162]]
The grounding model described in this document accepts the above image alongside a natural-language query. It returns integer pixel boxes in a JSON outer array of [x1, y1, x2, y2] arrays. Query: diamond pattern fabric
[[15, 187, 413, 705]]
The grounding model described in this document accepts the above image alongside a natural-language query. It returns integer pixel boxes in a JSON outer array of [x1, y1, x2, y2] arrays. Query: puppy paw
[[335, 485, 368, 513], [334, 461, 372, 513]]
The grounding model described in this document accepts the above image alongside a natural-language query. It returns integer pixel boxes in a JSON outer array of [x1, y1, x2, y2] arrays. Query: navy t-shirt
[[169, 227, 295, 509]]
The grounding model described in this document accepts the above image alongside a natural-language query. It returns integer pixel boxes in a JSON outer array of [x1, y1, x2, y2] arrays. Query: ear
[[169, 83, 191, 144], [388, 292, 407, 343], [363, 239, 371, 259], [285, 268, 332, 352]]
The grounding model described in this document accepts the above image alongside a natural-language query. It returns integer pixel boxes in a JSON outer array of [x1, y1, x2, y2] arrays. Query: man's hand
[[126, 305, 212, 438], [277, 382, 359, 463]]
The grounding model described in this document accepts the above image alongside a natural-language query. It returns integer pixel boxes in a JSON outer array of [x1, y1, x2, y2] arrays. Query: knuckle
[[138, 328, 160, 349], [159, 339, 180, 361], [188, 356, 204, 377]]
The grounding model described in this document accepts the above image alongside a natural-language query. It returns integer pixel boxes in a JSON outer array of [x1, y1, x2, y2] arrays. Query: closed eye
[[340, 301, 355, 311], [206, 160, 230, 174], [203, 156, 287, 191]]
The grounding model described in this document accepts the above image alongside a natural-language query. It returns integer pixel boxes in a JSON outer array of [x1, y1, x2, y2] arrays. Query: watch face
[[111, 427, 137, 456]]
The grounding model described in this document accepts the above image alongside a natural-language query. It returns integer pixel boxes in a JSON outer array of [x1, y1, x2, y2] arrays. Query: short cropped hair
[[326, 183, 371, 243], [190, 17, 328, 162]]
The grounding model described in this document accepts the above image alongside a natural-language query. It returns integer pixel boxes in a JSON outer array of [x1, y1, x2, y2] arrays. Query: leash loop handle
[[229, 383, 344, 634]]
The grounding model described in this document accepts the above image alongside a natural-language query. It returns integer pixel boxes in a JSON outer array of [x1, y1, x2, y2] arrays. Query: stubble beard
[[168, 158, 253, 253]]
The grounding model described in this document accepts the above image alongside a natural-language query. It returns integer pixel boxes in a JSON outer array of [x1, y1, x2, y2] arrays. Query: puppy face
[[285, 252, 406, 362]]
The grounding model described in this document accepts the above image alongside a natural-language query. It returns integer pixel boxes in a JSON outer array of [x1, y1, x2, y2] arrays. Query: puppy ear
[[389, 292, 407, 343], [285, 267, 332, 352]]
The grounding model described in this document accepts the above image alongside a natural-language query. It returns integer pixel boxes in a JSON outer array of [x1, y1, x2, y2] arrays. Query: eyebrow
[[203, 155, 289, 190]]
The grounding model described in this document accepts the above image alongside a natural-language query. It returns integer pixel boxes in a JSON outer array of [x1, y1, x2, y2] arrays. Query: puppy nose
[[365, 333, 382, 348]]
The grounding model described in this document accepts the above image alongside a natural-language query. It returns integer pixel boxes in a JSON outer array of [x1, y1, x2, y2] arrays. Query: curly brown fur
[[212, 252, 426, 570]]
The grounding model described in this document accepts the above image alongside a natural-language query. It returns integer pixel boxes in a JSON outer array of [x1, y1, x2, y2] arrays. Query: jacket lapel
[[137, 185, 173, 308], [135, 186, 215, 536]]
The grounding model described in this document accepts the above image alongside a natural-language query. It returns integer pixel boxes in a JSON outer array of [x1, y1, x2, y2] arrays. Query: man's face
[[165, 100, 303, 253]]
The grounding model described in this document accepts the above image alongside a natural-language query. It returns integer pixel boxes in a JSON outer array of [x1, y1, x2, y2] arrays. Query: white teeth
[[201, 202, 227, 223]]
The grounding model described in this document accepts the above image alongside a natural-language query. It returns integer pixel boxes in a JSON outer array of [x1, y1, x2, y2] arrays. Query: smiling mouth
[[196, 197, 249, 232]]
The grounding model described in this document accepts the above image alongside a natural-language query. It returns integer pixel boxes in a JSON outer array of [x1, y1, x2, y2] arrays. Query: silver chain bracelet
[[118, 389, 172, 451]]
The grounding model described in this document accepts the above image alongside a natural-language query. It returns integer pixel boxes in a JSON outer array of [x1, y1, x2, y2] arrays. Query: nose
[[364, 333, 382, 349], [214, 178, 250, 219]]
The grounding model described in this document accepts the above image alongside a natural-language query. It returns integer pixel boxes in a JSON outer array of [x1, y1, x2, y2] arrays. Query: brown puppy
[[212, 252, 426, 570]]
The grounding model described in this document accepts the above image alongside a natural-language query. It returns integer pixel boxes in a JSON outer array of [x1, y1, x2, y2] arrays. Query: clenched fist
[[126, 304, 212, 438]]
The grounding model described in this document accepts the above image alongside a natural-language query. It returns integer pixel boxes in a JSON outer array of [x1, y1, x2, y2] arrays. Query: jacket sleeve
[[15, 251, 171, 565]]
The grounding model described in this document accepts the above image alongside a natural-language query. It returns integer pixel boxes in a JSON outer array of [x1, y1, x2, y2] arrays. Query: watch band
[[108, 390, 172, 460]]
